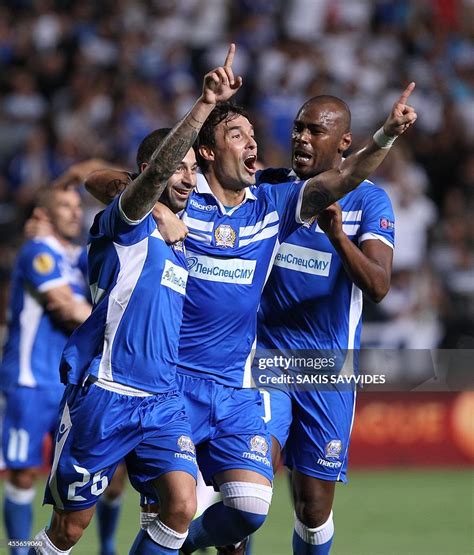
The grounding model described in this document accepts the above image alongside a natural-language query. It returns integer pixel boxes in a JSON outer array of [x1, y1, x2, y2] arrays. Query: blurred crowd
[[0, 0, 472, 350]]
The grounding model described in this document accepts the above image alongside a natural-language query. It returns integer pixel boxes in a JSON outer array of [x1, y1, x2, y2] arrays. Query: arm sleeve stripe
[[358, 232, 394, 249]]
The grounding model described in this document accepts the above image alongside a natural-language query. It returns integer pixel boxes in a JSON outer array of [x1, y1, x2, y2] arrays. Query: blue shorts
[[2, 385, 64, 469], [44, 383, 197, 510], [265, 387, 356, 482], [176, 373, 273, 486]]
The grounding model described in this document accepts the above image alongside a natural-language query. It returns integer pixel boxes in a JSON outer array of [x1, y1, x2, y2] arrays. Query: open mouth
[[174, 187, 192, 200], [293, 149, 312, 164], [243, 154, 257, 174]]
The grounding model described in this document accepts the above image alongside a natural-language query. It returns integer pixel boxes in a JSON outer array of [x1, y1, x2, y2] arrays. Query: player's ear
[[140, 162, 148, 173], [198, 144, 215, 164], [34, 206, 50, 221], [339, 132, 352, 154]]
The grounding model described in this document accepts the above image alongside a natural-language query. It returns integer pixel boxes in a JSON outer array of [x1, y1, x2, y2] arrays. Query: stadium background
[[0, 0, 472, 553]]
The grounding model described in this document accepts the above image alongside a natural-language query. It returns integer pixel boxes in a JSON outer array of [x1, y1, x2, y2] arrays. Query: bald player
[[255, 86, 416, 554]]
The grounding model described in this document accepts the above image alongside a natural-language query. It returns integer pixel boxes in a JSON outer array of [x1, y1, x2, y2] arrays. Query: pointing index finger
[[398, 81, 415, 105], [224, 43, 236, 68]]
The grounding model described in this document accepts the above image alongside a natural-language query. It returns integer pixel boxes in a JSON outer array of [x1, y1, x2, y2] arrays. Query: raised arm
[[51, 159, 115, 190], [85, 169, 131, 205], [120, 43, 242, 222], [300, 83, 417, 220]]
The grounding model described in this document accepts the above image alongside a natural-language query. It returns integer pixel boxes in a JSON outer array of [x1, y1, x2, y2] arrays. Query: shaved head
[[299, 95, 351, 133], [291, 95, 353, 178]]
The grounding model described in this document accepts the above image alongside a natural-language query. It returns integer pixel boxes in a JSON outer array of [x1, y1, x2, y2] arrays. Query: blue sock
[[292, 513, 334, 555], [129, 529, 177, 554], [182, 502, 265, 552], [96, 496, 122, 555], [4, 484, 35, 555]]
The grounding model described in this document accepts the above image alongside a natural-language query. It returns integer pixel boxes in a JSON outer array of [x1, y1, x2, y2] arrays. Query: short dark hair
[[197, 101, 248, 171], [35, 186, 65, 210], [136, 128, 172, 169]]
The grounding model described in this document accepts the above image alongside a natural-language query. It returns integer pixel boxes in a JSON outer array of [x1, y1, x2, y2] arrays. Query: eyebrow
[[294, 120, 329, 131], [225, 124, 255, 133]]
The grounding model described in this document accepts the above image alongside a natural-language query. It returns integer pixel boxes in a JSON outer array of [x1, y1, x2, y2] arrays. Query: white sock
[[294, 511, 334, 545], [220, 481, 273, 515], [4, 481, 36, 504], [31, 528, 72, 554], [147, 517, 188, 549]]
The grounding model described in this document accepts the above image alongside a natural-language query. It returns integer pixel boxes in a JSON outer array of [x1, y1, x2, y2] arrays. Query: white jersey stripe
[[295, 180, 308, 224], [358, 232, 394, 248], [118, 194, 153, 225], [242, 338, 257, 388], [338, 283, 363, 381], [314, 223, 360, 235], [94, 378, 152, 397], [37, 277, 68, 293], [342, 210, 362, 221], [337, 390, 357, 481], [347, 283, 363, 351], [239, 211, 279, 237], [98, 238, 149, 381], [48, 401, 72, 510], [239, 225, 279, 247], [18, 292, 42, 387], [187, 232, 212, 244], [182, 214, 214, 233]]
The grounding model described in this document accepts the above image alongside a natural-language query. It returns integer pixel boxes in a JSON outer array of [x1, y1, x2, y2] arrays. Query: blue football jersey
[[59, 195, 188, 393], [257, 170, 395, 355], [177, 175, 306, 388], [0, 237, 88, 390]]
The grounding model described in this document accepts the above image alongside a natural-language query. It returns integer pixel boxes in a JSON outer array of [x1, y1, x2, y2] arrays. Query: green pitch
[[1, 469, 472, 554]]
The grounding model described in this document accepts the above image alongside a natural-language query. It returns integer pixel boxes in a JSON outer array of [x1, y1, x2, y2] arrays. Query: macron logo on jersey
[[274, 243, 332, 276], [189, 198, 218, 212], [161, 260, 188, 295], [186, 252, 256, 284]]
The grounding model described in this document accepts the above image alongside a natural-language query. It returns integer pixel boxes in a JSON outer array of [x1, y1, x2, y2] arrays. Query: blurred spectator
[[3, 71, 47, 123], [0, 0, 471, 351]]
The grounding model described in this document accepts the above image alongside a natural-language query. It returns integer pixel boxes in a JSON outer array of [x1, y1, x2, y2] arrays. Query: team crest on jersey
[[177, 435, 195, 455], [172, 240, 184, 253], [379, 217, 394, 230], [249, 435, 268, 456], [33, 252, 55, 275], [214, 224, 236, 248], [325, 439, 342, 459]]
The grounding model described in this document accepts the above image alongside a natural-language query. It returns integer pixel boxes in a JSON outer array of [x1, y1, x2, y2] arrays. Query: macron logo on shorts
[[274, 243, 332, 277], [160, 260, 188, 295], [186, 252, 256, 284]]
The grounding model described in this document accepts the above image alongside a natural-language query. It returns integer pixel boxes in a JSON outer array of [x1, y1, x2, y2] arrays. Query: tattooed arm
[[120, 43, 242, 222], [119, 117, 200, 221], [300, 141, 390, 220], [300, 83, 417, 220], [85, 169, 131, 205]]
